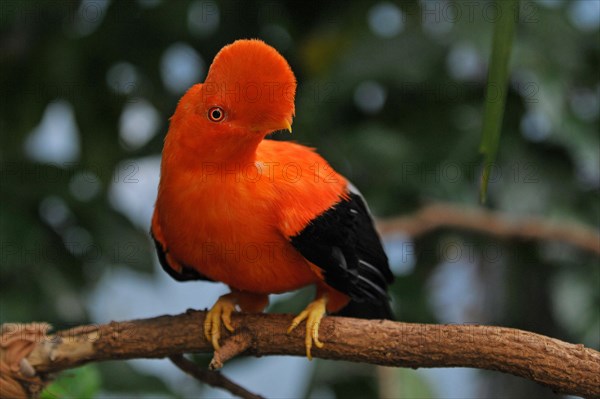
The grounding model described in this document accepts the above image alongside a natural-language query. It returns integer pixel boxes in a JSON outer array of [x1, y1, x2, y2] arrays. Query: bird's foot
[[287, 295, 328, 360], [204, 293, 237, 350]]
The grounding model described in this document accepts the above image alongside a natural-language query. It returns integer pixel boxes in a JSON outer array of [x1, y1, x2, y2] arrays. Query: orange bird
[[152, 39, 394, 359]]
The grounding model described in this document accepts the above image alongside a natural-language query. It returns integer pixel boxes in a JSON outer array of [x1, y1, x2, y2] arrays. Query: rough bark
[[3, 311, 598, 398]]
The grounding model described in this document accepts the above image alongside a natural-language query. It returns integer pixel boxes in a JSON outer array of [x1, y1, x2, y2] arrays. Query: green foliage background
[[1, 0, 598, 397]]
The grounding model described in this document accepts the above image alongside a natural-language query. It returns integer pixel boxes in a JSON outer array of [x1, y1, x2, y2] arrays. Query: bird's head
[[168, 39, 296, 159]]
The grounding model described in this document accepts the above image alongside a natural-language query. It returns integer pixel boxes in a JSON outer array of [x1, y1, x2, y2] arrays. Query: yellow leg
[[204, 293, 237, 350], [287, 295, 328, 360]]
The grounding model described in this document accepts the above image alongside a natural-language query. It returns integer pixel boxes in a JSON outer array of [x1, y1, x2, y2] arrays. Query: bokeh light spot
[[368, 2, 405, 38], [160, 43, 204, 94]]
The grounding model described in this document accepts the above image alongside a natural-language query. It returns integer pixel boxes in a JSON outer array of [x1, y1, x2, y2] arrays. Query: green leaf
[[479, 0, 520, 203], [40, 365, 101, 399]]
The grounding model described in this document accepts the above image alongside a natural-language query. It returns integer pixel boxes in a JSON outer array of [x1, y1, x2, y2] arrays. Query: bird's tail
[[334, 299, 394, 320]]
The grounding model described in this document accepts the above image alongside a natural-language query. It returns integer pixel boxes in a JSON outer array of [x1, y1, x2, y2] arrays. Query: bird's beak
[[263, 118, 293, 134], [282, 119, 293, 134]]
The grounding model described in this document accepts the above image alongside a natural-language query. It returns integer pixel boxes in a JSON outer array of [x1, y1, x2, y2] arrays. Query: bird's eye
[[208, 107, 225, 122]]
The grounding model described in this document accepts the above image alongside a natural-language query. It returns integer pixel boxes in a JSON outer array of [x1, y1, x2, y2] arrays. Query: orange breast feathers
[[153, 138, 349, 294]]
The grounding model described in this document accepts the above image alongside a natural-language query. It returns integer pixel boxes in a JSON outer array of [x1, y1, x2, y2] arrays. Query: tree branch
[[168, 354, 264, 399], [209, 329, 253, 370], [2, 312, 598, 398], [377, 203, 600, 256]]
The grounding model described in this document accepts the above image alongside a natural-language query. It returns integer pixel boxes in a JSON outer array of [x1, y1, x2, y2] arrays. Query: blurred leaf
[[479, 0, 519, 203], [41, 365, 100, 399]]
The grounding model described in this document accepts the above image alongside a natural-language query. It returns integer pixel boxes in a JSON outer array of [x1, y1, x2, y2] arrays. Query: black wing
[[151, 229, 213, 282], [290, 187, 394, 318]]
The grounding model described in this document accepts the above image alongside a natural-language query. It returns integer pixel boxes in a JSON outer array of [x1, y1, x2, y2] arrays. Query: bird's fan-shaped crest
[[203, 39, 296, 130]]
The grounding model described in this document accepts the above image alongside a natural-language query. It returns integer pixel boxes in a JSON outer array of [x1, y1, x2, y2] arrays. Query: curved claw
[[287, 296, 327, 360], [204, 294, 237, 350]]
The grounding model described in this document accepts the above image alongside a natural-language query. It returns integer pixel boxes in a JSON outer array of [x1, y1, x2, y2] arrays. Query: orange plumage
[[152, 39, 393, 359]]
